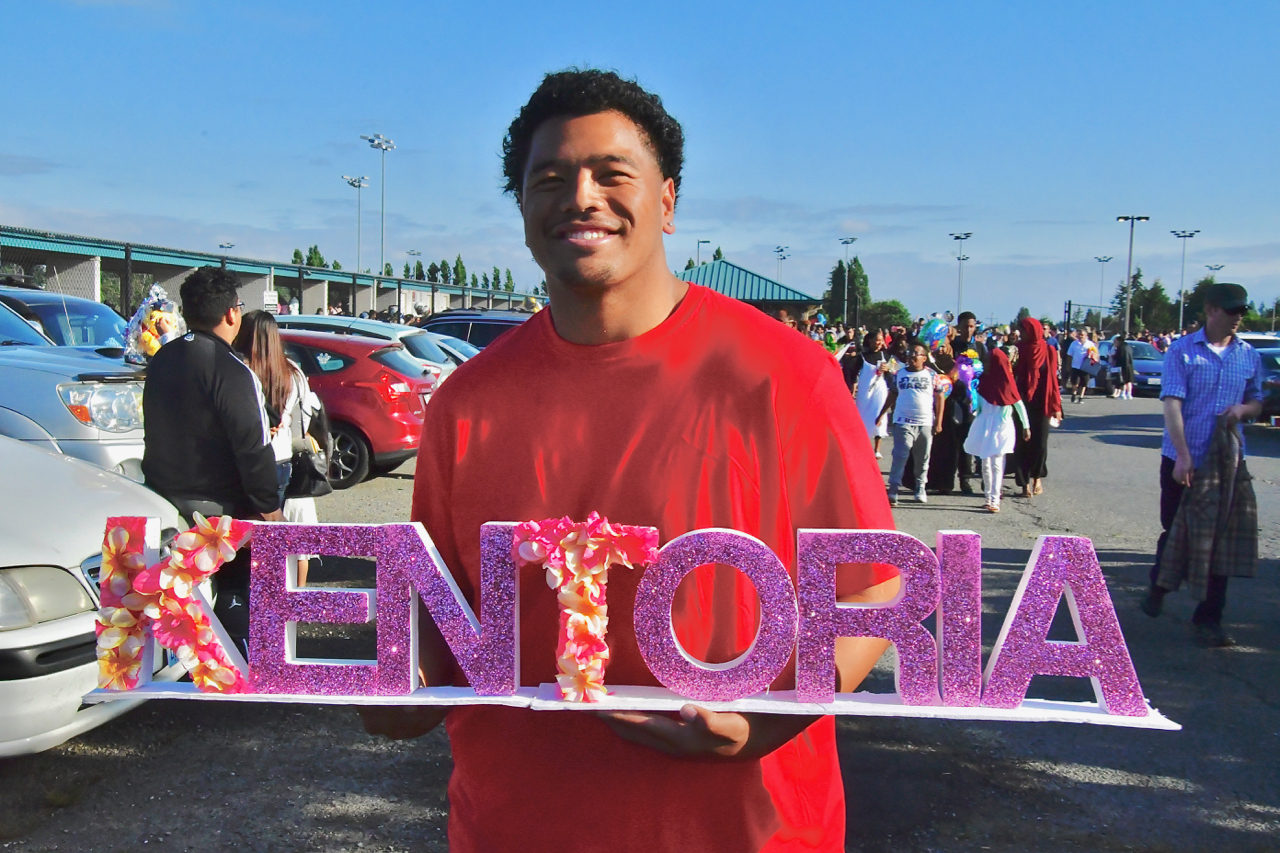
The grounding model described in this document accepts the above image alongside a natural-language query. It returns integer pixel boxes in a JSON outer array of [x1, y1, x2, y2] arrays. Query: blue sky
[[3, 0, 1277, 323]]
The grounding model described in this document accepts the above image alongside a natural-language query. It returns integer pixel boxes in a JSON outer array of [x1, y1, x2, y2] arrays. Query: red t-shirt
[[411, 284, 895, 853]]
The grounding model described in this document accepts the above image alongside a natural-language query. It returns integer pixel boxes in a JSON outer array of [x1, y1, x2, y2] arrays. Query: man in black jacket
[[143, 267, 283, 646]]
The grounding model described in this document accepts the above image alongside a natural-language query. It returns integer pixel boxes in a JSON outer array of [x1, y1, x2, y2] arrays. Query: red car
[[279, 330, 437, 488]]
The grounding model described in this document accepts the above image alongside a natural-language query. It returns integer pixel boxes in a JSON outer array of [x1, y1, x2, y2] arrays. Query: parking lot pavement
[[2, 394, 1276, 852]]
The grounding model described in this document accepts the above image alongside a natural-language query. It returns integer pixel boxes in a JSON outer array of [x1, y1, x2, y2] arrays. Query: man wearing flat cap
[[1143, 282, 1263, 646]]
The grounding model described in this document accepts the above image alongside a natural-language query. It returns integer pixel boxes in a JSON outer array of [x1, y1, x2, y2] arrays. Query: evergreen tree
[[383, 263, 393, 276], [332, 260, 343, 271], [471, 273, 478, 288], [440, 260, 451, 284], [684, 258, 695, 270], [862, 300, 911, 331], [453, 255, 466, 288], [291, 248, 305, 265], [403, 262, 412, 278], [713, 246, 725, 261], [427, 262, 440, 283], [504, 269, 515, 291], [414, 260, 425, 281], [1016, 307, 1032, 322], [492, 267, 501, 290], [305, 245, 326, 268], [820, 257, 872, 323], [481, 272, 490, 288]]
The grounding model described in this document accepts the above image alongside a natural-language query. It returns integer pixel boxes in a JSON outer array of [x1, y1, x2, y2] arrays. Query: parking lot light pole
[[361, 134, 395, 279], [1094, 256, 1113, 330], [840, 236, 857, 325], [1171, 231, 1199, 332], [696, 239, 710, 266], [1117, 216, 1149, 334], [774, 246, 790, 281], [343, 176, 369, 275], [219, 243, 234, 270], [950, 233, 972, 316]]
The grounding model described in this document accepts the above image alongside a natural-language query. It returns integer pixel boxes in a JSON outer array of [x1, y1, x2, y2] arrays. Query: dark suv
[[418, 309, 533, 349]]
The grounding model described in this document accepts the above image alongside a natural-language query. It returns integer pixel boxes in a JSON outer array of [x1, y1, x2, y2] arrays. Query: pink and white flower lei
[[95, 513, 254, 694], [512, 513, 658, 702]]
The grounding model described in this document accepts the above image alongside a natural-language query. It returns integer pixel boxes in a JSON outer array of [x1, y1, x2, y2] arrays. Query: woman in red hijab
[[1013, 318, 1064, 497], [962, 347, 1030, 512]]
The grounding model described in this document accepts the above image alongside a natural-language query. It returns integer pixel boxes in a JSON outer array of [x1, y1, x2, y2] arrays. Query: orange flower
[[556, 653, 608, 703], [96, 633, 146, 690], [174, 513, 249, 576]]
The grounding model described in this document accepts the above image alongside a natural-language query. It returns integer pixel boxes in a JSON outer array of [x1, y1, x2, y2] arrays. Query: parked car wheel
[[328, 422, 370, 488]]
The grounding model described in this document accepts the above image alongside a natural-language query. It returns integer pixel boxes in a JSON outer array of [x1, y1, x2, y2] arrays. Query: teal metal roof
[[678, 260, 818, 303]]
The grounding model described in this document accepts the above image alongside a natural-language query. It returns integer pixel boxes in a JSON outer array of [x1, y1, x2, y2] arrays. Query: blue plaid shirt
[[1160, 329, 1263, 467]]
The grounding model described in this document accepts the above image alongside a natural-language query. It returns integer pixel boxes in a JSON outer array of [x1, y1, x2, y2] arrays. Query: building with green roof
[[678, 259, 821, 320]]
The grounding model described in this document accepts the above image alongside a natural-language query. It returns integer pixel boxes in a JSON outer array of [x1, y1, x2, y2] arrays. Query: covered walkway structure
[[677, 259, 821, 320], [0, 225, 541, 318]]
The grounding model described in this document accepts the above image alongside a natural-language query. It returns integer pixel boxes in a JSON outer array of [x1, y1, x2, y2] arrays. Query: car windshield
[[398, 331, 451, 364], [1259, 351, 1280, 371], [0, 302, 53, 346], [27, 299, 127, 347], [1129, 342, 1163, 360], [372, 345, 431, 379], [437, 334, 479, 359], [469, 321, 521, 348]]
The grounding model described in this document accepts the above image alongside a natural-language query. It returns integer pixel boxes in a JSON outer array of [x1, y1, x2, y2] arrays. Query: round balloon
[[922, 318, 949, 350]]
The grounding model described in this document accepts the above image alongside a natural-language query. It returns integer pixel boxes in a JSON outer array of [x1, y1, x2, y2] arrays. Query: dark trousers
[[1152, 456, 1229, 625]]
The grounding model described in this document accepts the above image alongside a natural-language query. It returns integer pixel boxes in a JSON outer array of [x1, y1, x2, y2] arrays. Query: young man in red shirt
[[361, 69, 898, 852]]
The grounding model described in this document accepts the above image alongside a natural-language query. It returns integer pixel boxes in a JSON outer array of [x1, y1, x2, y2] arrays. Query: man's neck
[[193, 324, 236, 346], [1203, 323, 1235, 347], [546, 271, 689, 345]]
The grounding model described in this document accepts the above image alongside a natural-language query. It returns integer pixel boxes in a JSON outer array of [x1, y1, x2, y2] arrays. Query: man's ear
[[661, 178, 676, 235]]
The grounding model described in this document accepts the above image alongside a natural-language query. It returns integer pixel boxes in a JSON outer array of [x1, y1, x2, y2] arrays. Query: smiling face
[[521, 111, 676, 293]]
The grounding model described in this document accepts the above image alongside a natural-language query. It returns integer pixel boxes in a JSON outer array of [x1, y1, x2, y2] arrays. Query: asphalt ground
[[1, 394, 1276, 852]]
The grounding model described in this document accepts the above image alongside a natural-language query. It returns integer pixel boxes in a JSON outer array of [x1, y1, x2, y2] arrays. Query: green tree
[[291, 248, 305, 265], [414, 260, 425, 281], [383, 263, 393, 277], [439, 259, 451, 284], [453, 255, 466, 288], [427, 262, 440, 283], [861, 300, 911, 331], [713, 246, 724, 261], [504, 269, 515, 291], [1016, 307, 1032, 322], [305, 245, 326, 268], [332, 260, 343, 271], [684, 258, 696, 270], [470, 273, 479, 288], [481, 272, 491, 288], [403, 262, 412, 278], [820, 257, 871, 323]]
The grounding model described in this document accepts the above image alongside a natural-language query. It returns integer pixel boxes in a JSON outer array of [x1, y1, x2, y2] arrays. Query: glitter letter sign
[[87, 519, 1177, 730]]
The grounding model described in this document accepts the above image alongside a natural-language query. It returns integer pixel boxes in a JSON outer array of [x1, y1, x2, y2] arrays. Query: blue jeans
[[276, 461, 293, 510]]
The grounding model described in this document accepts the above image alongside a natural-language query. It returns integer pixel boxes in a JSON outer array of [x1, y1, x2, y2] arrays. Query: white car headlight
[[0, 567, 96, 631], [57, 382, 144, 433]]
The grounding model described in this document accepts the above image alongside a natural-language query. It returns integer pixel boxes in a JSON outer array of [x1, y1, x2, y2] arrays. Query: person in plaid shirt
[[1141, 282, 1263, 646]]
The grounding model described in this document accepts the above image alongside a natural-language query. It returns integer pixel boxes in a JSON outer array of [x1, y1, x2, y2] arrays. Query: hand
[[1053, 411, 1063, 421], [1222, 403, 1253, 427], [155, 315, 176, 335], [1173, 454, 1194, 487], [596, 705, 818, 762], [261, 509, 285, 522], [358, 705, 448, 740], [934, 422, 943, 435], [1023, 429, 1031, 441]]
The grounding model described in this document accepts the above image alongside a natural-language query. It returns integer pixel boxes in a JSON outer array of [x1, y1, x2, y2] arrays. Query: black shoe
[[1192, 623, 1235, 648], [1140, 589, 1164, 618], [959, 482, 976, 495]]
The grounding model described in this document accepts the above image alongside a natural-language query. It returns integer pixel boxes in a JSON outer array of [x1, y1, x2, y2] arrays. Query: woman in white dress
[[963, 348, 1030, 512], [854, 330, 891, 458]]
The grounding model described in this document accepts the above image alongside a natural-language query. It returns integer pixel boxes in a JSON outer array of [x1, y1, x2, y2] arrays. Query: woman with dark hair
[[923, 350, 975, 495], [853, 329, 891, 458], [963, 347, 1029, 512], [233, 311, 320, 583], [1112, 334, 1135, 399], [1013, 317, 1064, 497]]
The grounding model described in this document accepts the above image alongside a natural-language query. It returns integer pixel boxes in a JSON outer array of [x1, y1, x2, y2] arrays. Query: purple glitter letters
[[249, 524, 411, 695], [936, 531, 983, 707], [633, 529, 798, 702], [796, 530, 941, 705], [981, 536, 1148, 716]]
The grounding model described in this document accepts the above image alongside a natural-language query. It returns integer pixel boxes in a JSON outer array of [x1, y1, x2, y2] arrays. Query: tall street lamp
[[1171, 230, 1199, 332], [404, 249, 421, 317], [1205, 263, 1224, 277], [840, 236, 858, 326], [950, 233, 972, 316], [219, 243, 234, 270], [696, 239, 710, 265], [774, 246, 790, 281], [1094, 256, 1113, 329], [1117, 215, 1149, 334], [343, 175, 369, 274], [361, 134, 396, 278]]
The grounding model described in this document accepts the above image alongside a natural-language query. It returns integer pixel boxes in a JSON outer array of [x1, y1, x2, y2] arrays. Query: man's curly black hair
[[501, 68, 684, 208]]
